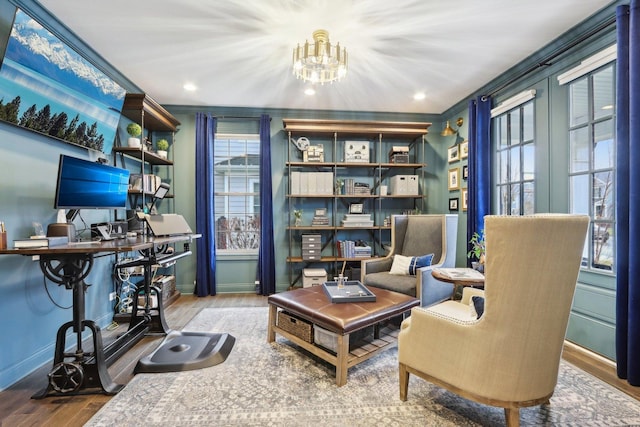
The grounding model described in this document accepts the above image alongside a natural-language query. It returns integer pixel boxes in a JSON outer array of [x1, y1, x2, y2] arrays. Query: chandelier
[[292, 29, 348, 84]]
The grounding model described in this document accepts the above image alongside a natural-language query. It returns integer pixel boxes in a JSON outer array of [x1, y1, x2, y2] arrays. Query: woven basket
[[277, 311, 313, 343]]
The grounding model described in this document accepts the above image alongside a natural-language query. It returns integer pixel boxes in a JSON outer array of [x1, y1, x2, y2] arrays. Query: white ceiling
[[38, 0, 613, 115]]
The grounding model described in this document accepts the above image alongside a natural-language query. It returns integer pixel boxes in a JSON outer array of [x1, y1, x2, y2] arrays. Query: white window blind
[[557, 44, 616, 86], [491, 89, 537, 118]]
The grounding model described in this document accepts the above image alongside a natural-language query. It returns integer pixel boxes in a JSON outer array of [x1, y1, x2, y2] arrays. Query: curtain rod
[[213, 115, 271, 121], [485, 14, 616, 98]]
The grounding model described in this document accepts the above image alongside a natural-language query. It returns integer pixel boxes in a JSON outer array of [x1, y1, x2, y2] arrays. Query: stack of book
[[354, 244, 372, 258], [337, 240, 372, 258], [341, 213, 374, 227], [311, 210, 330, 226], [343, 179, 371, 195], [13, 235, 69, 249]]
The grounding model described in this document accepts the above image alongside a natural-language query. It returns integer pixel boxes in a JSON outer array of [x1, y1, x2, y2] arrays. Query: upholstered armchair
[[398, 214, 589, 427], [361, 214, 458, 307]]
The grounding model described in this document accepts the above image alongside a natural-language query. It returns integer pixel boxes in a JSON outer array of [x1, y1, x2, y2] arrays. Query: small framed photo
[[447, 145, 459, 163], [315, 208, 327, 217], [449, 198, 459, 211], [460, 140, 469, 159], [462, 189, 468, 211], [349, 203, 364, 214], [462, 165, 469, 180], [448, 168, 460, 191]]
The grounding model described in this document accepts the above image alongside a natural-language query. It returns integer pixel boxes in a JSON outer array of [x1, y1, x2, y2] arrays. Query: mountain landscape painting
[[0, 9, 126, 154]]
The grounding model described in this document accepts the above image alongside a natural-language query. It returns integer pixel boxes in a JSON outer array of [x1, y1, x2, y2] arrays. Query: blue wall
[[0, 123, 117, 389]]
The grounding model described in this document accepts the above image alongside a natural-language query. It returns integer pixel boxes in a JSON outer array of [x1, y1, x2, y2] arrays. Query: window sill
[[216, 252, 259, 261]]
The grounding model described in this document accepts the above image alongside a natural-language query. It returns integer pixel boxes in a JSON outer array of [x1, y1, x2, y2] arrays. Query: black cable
[[42, 275, 72, 310]]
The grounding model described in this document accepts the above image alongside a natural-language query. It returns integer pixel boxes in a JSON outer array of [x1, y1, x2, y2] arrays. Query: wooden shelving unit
[[283, 118, 431, 288], [114, 93, 182, 312]]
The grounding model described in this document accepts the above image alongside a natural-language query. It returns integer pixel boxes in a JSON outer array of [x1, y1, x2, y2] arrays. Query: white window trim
[[214, 133, 261, 255], [557, 44, 616, 86], [491, 89, 536, 118], [215, 132, 260, 139]]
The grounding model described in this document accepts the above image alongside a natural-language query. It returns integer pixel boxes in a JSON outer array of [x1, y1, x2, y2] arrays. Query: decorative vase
[[157, 150, 167, 159], [127, 137, 141, 148]]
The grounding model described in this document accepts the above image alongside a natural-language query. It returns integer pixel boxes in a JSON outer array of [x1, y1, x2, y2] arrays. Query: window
[[568, 65, 615, 271], [495, 100, 535, 215], [214, 133, 260, 254]]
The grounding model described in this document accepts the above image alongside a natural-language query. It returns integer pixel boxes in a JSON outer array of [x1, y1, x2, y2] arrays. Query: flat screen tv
[[54, 155, 130, 215]]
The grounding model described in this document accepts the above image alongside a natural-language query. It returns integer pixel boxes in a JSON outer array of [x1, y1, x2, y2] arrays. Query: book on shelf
[[311, 210, 330, 226], [337, 240, 372, 258], [341, 213, 373, 227], [341, 221, 374, 227], [13, 236, 69, 248], [344, 214, 371, 221]]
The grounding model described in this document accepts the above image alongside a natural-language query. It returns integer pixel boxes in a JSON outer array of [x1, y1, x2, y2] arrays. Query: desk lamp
[[147, 182, 170, 214]]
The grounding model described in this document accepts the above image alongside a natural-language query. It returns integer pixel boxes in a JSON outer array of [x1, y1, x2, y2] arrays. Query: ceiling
[[38, 0, 614, 115]]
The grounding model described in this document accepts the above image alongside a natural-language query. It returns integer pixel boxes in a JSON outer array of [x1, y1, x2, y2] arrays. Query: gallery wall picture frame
[[462, 188, 468, 211], [449, 197, 459, 211], [349, 203, 364, 214], [447, 145, 459, 163], [448, 168, 460, 191], [462, 165, 469, 180], [460, 140, 469, 159]]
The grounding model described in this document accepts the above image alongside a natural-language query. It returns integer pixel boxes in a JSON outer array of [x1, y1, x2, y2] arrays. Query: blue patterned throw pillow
[[408, 253, 434, 275], [471, 296, 485, 319], [390, 253, 434, 275]]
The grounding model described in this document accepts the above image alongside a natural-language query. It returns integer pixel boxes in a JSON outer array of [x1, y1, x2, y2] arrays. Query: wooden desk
[[0, 234, 199, 398], [431, 268, 485, 300]]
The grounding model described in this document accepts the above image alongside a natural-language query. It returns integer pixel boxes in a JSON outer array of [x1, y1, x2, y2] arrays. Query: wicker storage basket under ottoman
[[277, 311, 313, 343]]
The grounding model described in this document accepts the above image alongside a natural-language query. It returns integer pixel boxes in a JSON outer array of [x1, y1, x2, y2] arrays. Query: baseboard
[[562, 340, 640, 401]]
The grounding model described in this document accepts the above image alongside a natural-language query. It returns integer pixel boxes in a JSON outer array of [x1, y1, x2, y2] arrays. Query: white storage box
[[302, 268, 327, 287], [313, 325, 374, 352], [389, 175, 419, 195]]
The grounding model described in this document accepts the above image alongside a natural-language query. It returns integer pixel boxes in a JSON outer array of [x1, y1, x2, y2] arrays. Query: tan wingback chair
[[398, 214, 589, 427], [361, 214, 458, 307]]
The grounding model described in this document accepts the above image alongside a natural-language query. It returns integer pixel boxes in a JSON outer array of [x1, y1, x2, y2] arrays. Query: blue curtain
[[466, 95, 492, 264], [615, 0, 640, 386], [256, 114, 275, 295], [194, 113, 217, 297]]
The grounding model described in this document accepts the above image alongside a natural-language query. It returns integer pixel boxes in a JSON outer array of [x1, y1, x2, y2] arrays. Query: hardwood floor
[[0, 293, 268, 427], [0, 293, 637, 426]]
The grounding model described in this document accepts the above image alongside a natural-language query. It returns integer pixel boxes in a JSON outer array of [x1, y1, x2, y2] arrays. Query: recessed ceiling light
[[413, 92, 426, 101], [304, 87, 316, 96], [183, 82, 197, 92]]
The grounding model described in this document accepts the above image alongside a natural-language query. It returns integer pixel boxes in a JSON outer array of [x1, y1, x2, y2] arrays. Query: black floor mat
[[135, 331, 235, 373]]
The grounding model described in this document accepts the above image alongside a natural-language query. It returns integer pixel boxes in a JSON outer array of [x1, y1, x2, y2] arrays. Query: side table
[[431, 267, 485, 300]]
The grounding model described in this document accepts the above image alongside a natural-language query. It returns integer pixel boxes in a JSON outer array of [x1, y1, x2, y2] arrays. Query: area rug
[[86, 307, 640, 426]]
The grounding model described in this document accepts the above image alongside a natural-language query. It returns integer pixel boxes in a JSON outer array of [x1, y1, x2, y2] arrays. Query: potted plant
[[467, 231, 485, 272], [156, 138, 169, 159], [126, 123, 142, 148]]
